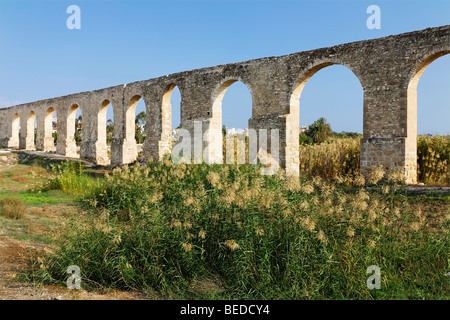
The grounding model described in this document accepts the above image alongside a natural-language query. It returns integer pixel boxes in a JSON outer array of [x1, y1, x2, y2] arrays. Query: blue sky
[[0, 0, 449, 134]]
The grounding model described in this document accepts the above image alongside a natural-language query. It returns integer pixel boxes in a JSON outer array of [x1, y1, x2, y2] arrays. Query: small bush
[[39, 162, 100, 195], [0, 197, 27, 219]]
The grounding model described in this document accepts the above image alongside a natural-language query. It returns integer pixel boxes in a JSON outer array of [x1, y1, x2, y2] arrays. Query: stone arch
[[404, 48, 450, 183], [64, 103, 82, 157], [289, 61, 364, 117], [124, 94, 147, 161], [67, 103, 82, 143], [44, 107, 57, 151], [25, 110, 36, 150], [287, 61, 364, 176], [162, 83, 182, 130], [211, 77, 254, 119], [97, 99, 113, 164], [207, 78, 254, 164], [10, 113, 20, 148], [127, 95, 143, 143], [161, 83, 182, 154], [408, 49, 450, 91]]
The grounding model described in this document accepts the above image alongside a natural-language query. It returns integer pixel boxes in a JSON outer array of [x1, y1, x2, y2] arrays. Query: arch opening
[[26, 110, 36, 150], [65, 104, 82, 157], [408, 51, 450, 185], [211, 79, 252, 164], [98, 99, 114, 164], [127, 95, 147, 160], [290, 63, 364, 179], [45, 107, 57, 152], [162, 84, 181, 152]]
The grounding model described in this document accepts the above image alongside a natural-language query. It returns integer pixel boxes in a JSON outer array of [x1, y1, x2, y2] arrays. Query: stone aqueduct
[[0, 25, 449, 183]]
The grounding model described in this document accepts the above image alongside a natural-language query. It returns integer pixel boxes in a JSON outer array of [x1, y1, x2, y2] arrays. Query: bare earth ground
[[0, 151, 148, 300], [0, 150, 448, 300], [0, 236, 148, 300]]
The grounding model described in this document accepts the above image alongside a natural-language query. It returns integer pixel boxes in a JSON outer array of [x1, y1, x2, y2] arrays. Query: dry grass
[[299, 137, 360, 180], [298, 135, 449, 185], [0, 197, 27, 219], [417, 135, 449, 185]]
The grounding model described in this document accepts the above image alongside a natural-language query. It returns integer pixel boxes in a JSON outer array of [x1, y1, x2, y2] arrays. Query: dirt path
[[0, 236, 148, 300]]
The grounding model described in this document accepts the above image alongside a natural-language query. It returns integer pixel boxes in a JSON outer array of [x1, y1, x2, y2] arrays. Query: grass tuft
[[0, 197, 27, 219]]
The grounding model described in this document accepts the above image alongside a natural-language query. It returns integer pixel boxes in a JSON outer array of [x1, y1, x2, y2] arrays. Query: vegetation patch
[[25, 159, 450, 299]]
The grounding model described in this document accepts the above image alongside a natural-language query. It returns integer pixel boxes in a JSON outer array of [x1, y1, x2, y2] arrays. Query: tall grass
[[298, 135, 449, 185], [27, 159, 450, 299], [299, 137, 360, 180], [417, 135, 449, 185]]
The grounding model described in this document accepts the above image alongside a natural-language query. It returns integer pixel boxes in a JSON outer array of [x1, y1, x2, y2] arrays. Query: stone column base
[[111, 138, 138, 165], [81, 141, 110, 165], [360, 137, 416, 184]]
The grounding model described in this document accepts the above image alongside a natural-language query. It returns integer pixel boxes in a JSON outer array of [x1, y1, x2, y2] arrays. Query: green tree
[[52, 120, 58, 145], [75, 115, 82, 146], [106, 119, 114, 145], [135, 111, 146, 144], [306, 117, 332, 144], [299, 131, 313, 145]]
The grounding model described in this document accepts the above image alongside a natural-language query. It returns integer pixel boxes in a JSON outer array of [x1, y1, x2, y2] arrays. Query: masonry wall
[[0, 25, 449, 183]]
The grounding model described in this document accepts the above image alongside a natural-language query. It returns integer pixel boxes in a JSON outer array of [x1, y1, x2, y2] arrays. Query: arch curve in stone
[[204, 77, 254, 165], [403, 48, 450, 183], [289, 61, 363, 116], [210, 77, 254, 118], [24, 110, 36, 150], [61, 103, 82, 158], [285, 61, 364, 176], [407, 48, 450, 90], [161, 83, 183, 129]]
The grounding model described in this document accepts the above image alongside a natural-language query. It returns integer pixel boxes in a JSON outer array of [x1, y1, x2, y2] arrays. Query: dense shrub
[[28, 160, 450, 299]]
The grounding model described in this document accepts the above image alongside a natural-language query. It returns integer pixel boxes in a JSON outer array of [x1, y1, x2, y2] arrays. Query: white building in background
[[172, 128, 179, 140], [52, 116, 57, 133], [226, 128, 248, 136], [226, 128, 236, 136], [300, 126, 309, 132]]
